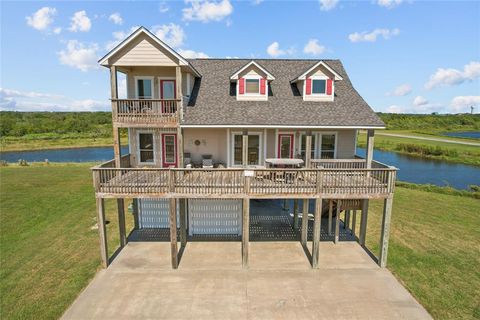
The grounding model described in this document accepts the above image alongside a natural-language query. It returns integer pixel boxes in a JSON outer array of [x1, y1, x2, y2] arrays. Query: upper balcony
[[112, 98, 180, 128]]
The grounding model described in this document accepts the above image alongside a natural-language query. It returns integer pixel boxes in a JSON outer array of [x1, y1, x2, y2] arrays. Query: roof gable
[[230, 60, 275, 80], [292, 61, 343, 82], [98, 27, 201, 77]]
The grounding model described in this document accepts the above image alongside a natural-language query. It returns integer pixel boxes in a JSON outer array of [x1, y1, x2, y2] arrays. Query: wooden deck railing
[[112, 99, 180, 126], [92, 159, 397, 199]]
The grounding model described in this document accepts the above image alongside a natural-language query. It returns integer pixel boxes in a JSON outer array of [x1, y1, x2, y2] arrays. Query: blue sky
[[1, 0, 479, 113]]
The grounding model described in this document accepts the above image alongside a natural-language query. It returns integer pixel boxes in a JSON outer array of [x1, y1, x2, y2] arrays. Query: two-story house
[[92, 27, 397, 270]]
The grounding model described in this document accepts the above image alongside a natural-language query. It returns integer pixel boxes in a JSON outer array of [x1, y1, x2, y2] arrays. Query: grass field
[[357, 131, 480, 166], [1, 163, 479, 319]]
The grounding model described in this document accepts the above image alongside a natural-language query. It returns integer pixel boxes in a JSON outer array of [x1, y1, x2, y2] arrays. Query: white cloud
[[386, 105, 406, 113], [69, 10, 92, 32], [177, 49, 210, 58], [58, 40, 99, 72], [159, 2, 170, 13], [303, 39, 326, 55], [109, 13, 123, 25], [319, 0, 339, 11], [152, 23, 185, 48], [26, 7, 57, 31], [252, 0, 263, 5], [386, 103, 441, 114], [53, 27, 62, 34], [266, 41, 295, 57], [377, 0, 403, 9], [348, 28, 400, 43], [449, 96, 480, 113], [0, 88, 109, 112], [425, 61, 480, 90], [413, 96, 428, 106], [183, 0, 233, 23], [386, 83, 412, 96]]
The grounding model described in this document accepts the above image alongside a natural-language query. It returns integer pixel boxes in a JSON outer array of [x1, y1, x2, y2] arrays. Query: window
[[136, 78, 153, 99], [300, 134, 316, 160], [162, 134, 176, 167], [312, 79, 326, 94], [245, 79, 259, 94], [278, 134, 293, 158], [320, 134, 336, 159], [139, 133, 154, 163], [233, 134, 261, 166]]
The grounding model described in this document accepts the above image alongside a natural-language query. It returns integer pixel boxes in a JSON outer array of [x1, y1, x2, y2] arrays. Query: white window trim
[[134, 76, 154, 99], [311, 77, 328, 96], [317, 131, 338, 159], [137, 130, 157, 165], [162, 133, 177, 166], [299, 132, 318, 159], [229, 131, 264, 167]]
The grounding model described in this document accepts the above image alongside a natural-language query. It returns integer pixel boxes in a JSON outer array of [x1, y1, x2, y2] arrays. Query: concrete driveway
[[62, 241, 431, 319]]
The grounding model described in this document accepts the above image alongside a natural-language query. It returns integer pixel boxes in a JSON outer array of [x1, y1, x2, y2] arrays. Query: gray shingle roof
[[183, 59, 385, 127]]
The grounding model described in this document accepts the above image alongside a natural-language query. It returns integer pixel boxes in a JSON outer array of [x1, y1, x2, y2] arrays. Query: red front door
[[278, 134, 294, 158], [162, 133, 177, 167]]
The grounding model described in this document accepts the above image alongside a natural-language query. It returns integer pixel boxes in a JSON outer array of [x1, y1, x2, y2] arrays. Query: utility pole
[[471, 105, 474, 114]]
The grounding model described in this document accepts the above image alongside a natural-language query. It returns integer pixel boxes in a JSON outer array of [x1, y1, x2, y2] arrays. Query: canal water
[[1, 146, 479, 190], [442, 131, 480, 139]]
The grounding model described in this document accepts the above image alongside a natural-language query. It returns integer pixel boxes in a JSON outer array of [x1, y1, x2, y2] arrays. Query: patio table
[[265, 158, 304, 168]]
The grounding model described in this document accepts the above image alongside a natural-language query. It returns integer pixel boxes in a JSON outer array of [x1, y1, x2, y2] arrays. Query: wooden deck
[[92, 158, 396, 199]]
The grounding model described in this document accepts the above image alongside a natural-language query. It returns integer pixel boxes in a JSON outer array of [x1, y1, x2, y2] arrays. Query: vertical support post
[[177, 127, 184, 168], [117, 198, 127, 247], [169, 198, 178, 269], [335, 200, 341, 244], [293, 199, 299, 230], [179, 199, 187, 248], [132, 199, 139, 230], [359, 199, 369, 246], [110, 66, 118, 122], [175, 65, 183, 121], [113, 126, 122, 168], [344, 210, 350, 230], [351, 210, 357, 236], [242, 198, 250, 268], [305, 130, 312, 168], [366, 129, 375, 169], [311, 197, 323, 268], [242, 130, 248, 167], [379, 197, 393, 268], [96, 198, 108, 268], [328, 200, 333, 236], [301, 199, 309, 246]]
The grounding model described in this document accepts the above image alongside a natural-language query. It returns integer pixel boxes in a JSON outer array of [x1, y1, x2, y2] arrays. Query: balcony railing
[[92, 156, 397, 199], [112, 99, 180, 126]]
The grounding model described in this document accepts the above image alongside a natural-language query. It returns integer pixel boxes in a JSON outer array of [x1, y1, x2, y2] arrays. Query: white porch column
[[242, 130, 248, 167], [305, 130, 312, 168], [366, 129, 375, 168]]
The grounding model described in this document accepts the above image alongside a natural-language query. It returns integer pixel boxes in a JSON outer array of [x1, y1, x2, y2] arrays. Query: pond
[[442, 131, 480, 139], [0, 146, 129, 163], [1, 146, 479, 190], [357, 148, 479, 190]]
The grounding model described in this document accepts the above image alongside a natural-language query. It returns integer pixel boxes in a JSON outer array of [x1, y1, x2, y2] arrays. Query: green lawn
[[1, 163, 479, 319], [358, 131, 480, 167], [0, 163, 133, 319]]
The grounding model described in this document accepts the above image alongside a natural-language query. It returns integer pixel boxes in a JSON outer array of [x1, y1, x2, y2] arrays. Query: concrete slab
[[63, 241, 431, 320]]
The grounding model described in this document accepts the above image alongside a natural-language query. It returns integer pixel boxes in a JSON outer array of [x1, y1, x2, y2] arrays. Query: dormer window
[[231, 60, 275, 101], [246, 79, 260, 94], [312, 79, 326, 95]]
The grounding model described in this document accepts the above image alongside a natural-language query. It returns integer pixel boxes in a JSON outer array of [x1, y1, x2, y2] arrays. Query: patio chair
[[202, 158, 214, 169]]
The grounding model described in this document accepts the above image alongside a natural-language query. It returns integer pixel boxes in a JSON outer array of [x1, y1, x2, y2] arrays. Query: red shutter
[[306, 78, 312, 95], [260, 78, 266, 95], [239, 78, 245, 94], [326, 79, 333, 95]]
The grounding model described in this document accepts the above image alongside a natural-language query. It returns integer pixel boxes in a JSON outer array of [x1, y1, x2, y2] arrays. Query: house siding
[[109, 33, 179, 66], [183, 128, 228, 165]]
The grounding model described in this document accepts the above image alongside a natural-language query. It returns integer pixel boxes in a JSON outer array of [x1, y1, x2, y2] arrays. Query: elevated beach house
[[93, 27, 397, 269]]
